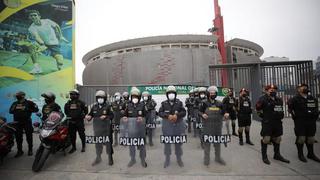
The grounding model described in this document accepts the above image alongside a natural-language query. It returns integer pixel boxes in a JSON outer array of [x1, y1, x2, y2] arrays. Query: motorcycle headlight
[[40, 129, 52, 138]]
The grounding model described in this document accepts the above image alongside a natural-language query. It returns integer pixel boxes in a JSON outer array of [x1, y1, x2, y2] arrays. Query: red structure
[[213, 0, 228, 86]]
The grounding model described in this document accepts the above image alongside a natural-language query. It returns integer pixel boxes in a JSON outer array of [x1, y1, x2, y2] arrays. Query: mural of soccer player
[[28, 10, 68, 74]]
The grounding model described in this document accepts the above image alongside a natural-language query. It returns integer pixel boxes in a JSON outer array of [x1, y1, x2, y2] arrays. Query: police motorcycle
[[0, 117, 17, 164], [32, 112, 71, 172]]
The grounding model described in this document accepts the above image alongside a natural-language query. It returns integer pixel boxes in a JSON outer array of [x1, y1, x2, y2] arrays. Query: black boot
[[239, 131, 244, 145], [91, 155, 102, 166], [127, 158, 136, 167], [69, 147, 76, 154], [28, 146, 33, 156], [164, 155, 170, 168], [81, 144, 86, 153], [261, 140, 270, 165], [108, 154, 114, 166], [296, 143, 307, 162], [177, 156, 184, 167], [232, 123, 238, 136], [141, 158, 147, 168], [306, 143, 320, 163], [245, 130, 254, 145], [14, 150, 24, 158], [273, 143, 290, 163]]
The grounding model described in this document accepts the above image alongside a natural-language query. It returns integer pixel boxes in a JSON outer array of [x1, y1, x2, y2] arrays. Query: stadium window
[[200, 44, 209, 48], [181, 44, 189, 48], [171, 44, 180, 48], [161, 45, 170, 49], [134, 48, 141, 52], [244, 49, 248, 53], [118, 50, 123, 54], [191, 44, 199, 48], [126, 49, 133, 52]]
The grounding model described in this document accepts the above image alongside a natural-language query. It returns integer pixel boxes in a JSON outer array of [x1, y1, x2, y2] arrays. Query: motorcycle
[[32, 112, 71, 172], [0, 117, 17, 164]]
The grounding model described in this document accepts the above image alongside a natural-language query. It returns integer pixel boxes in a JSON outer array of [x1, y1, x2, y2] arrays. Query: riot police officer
[[64, 89, 88, 153], [236, 88, 254, 145], [111, 92, 122, 146], [9, 91, 39, 157], [288, 83, 320, 163], [222, 88, 238, 136], [256, 85, 290, 165], [122, 87, 147, 167], [142, 91, 157, 146], [159, 85, 186, 168], [199, 86, 229, 166], [185, 89, 195, 133], [85, 90, 114, 166], [41, 92, 62, 121]]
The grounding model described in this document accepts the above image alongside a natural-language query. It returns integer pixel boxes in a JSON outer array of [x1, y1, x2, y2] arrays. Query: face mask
[[16, 96, 24, 101], [97, 98, 104, 104], [168, 93, 175, 101], [70, 94, 78, 100], [143, 96, 148, 101], [270, 92, 277, 97], [210, 94, 217, 100], [302, 88, 308, 94], [200, 94, 206, 99], [132, 98, 139, 104], [229, 92, 233, 96], [115, 96, 120, 101]]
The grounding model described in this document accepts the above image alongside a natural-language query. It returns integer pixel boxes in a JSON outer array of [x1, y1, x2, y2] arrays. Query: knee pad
[[296, 136, 306, 144], [272, 136, 282, 144], [307, 136, 315, 144], [262, 136, 271, 144]]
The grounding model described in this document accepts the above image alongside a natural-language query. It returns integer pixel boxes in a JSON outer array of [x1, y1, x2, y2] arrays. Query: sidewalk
[[0, 118, 319, 180]]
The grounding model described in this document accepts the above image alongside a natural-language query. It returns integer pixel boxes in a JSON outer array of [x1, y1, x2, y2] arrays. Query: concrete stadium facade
[[82, 34, 263, 86]]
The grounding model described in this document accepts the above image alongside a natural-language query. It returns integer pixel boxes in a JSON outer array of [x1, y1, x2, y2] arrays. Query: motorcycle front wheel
[[32, 146, 50, 172]]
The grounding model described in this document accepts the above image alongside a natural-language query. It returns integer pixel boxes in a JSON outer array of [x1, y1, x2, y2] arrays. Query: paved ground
[[1, 118, 320, 180]]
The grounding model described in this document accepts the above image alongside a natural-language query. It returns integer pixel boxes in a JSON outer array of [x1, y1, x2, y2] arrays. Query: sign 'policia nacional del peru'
[[128, 85, 228, 96]]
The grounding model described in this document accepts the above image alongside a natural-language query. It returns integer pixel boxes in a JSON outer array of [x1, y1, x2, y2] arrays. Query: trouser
[[129, 145, 146, 160], [15, 121, 33, 151], [147, 128, 153, 144], [96, 142, 113, 155], [164, 143, 183, 157], [69, 120, 86, 148], [204, 143, 221, 163]]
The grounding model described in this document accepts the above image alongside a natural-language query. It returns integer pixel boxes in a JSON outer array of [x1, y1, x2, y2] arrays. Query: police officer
[[236, 88, 254, 145], [222, 88, 238, 136], [197, 87, 208, 148], [185, 89, 195, 133], [159, 85, 186, 168], [64, 89, 88, 153], [256, 85, 290, 165], [41, 92, 62, 121], [85, 90, 114, 166], [142, 91, 157, 146], [122, 87, 147, 167], [199, 86, 229, 166], [111, 92, 122, 146], [288, 83, 320, 163], [9, 91, 39, 157]]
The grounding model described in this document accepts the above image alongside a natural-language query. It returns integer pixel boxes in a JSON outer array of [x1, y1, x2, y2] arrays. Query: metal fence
[[209, 60, 319, 118]]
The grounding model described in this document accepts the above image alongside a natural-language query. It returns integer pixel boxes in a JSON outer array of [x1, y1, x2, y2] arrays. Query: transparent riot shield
[[202, 105, 232, 172], [119, 117, 146, 146]]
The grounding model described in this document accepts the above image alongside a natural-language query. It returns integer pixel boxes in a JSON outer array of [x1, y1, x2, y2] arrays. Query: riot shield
[[119, 117, 146, 146], [202, 105, 232, 171], [146, 110, 157, 129]]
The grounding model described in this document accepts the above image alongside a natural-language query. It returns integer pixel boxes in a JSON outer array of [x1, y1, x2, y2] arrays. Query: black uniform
[[288, 94, 319, 137], [256, 94, 284, 137], [222, 96, 237, 120], [185, 97, 196, 133], [236, 96, 252, 127], [288, 93, 320, 163], [88, 102, 114, 156], [9, 99, 39, 153], [123, 101, 147, 164], [111, 100, 123, 146], [159, 98, 186, 166], [256, 94, 289, 164], [199, 98, 226, 165], [143, 99, 157, 145], [64, 99, 88, 150]]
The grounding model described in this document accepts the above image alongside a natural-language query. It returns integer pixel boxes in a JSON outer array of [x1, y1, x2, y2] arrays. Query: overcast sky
[[75, 0, 320, 84]]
